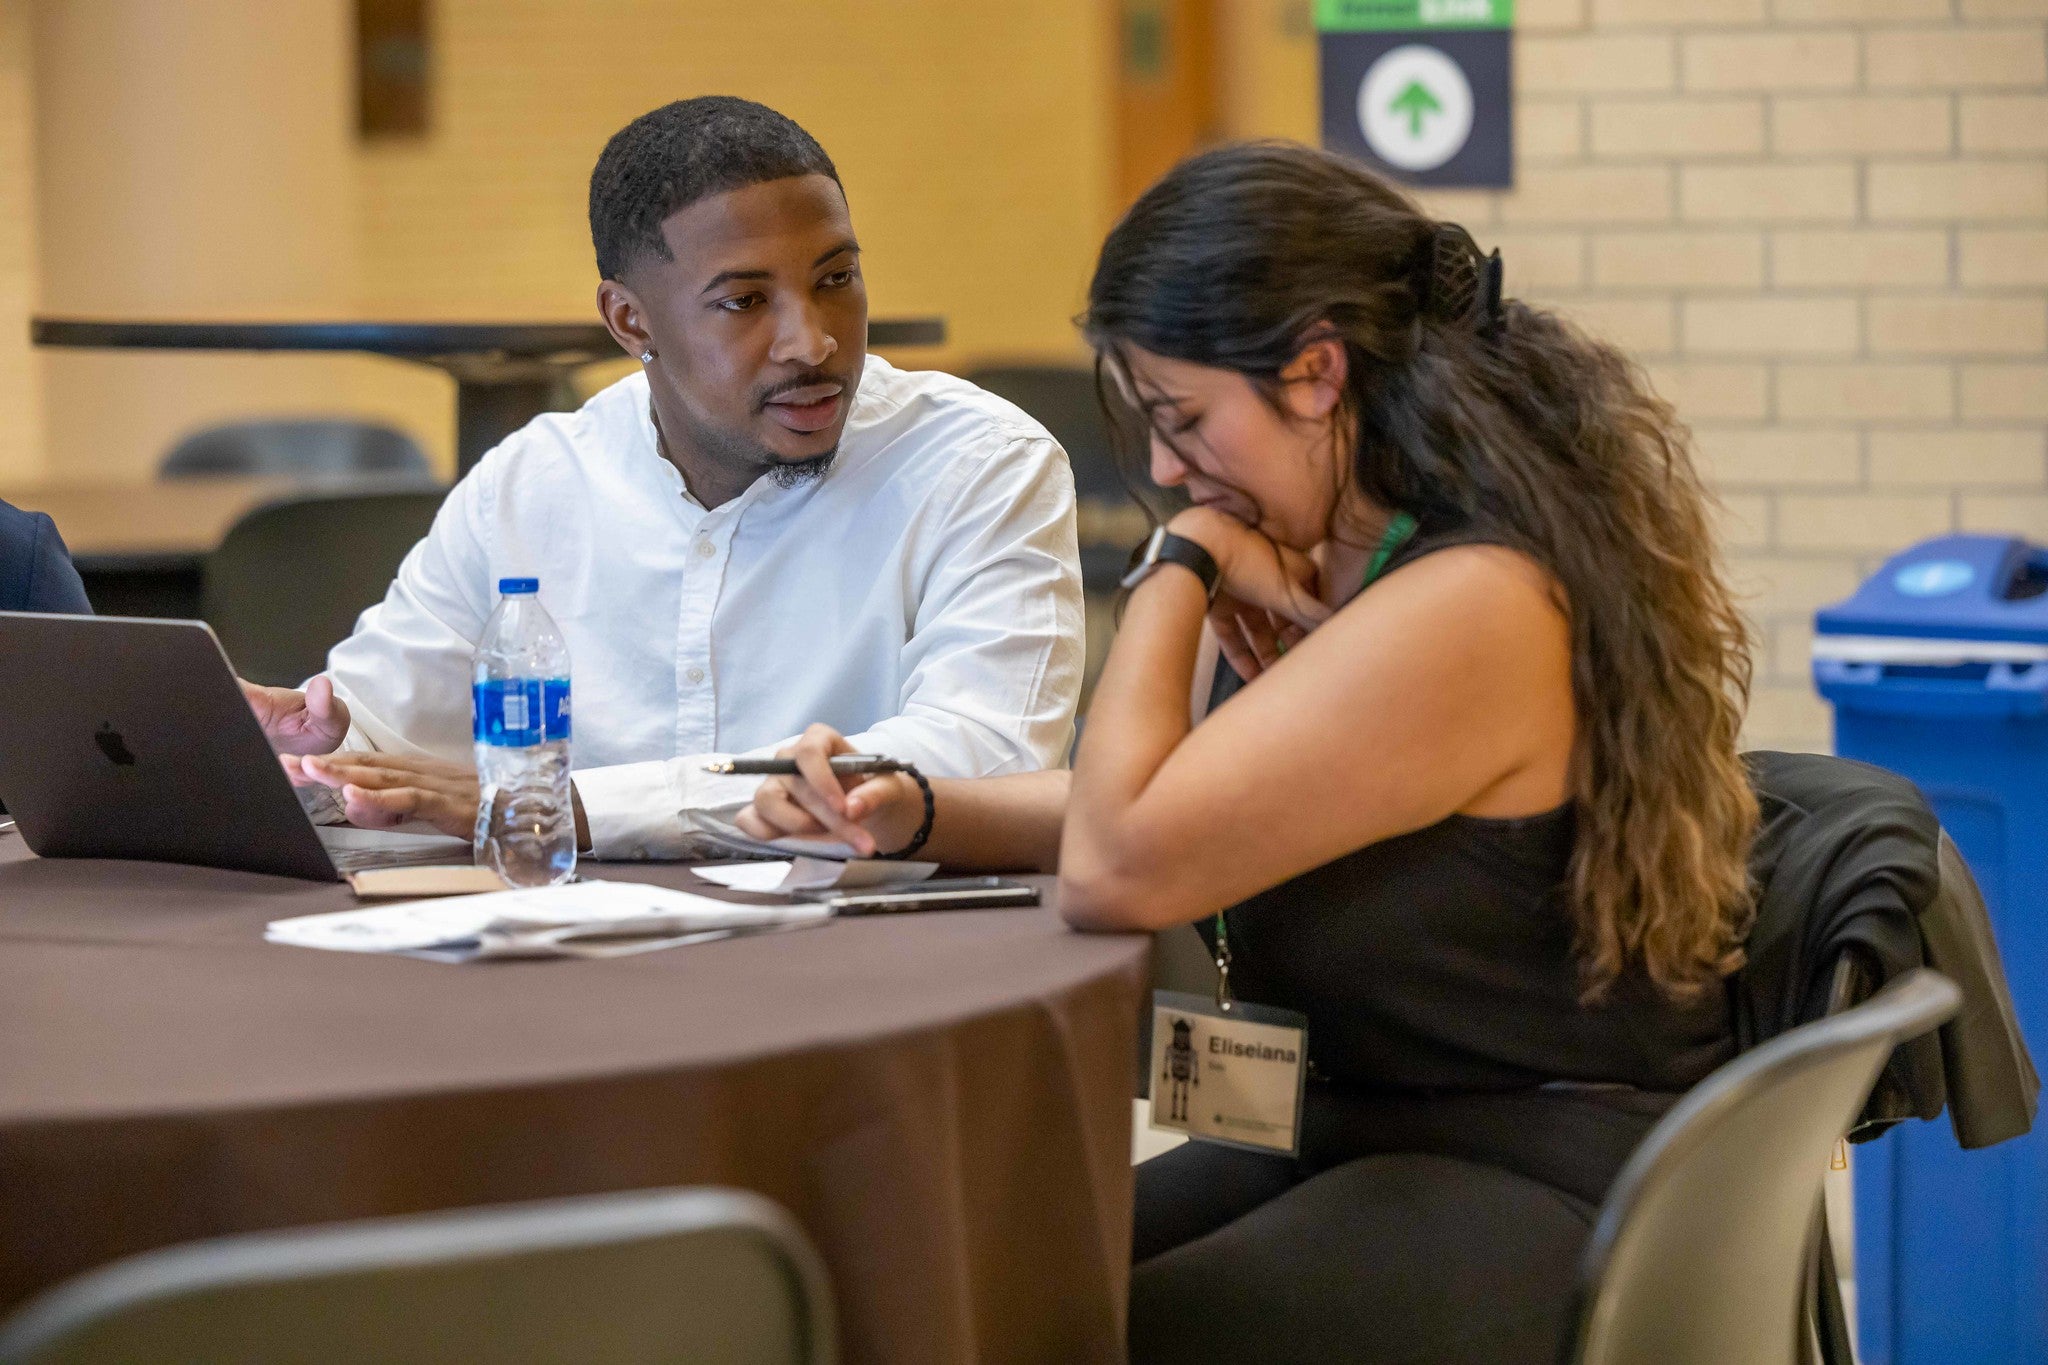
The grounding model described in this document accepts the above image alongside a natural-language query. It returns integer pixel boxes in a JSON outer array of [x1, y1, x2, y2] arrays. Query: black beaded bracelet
[[879, 764, 935, 860]]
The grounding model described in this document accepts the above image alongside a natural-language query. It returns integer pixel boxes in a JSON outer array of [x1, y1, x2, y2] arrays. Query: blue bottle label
[[473, 679, 544, 747], [544, 678, 571, 742]]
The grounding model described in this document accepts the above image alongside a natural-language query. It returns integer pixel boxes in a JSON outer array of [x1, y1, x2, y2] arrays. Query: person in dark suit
[[0, 499, 91, 615]]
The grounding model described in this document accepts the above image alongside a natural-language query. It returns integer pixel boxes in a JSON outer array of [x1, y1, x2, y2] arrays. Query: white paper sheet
[[266, 879, 830, 958], [691, 858, 939, 893], [697, 828, 859, 861]]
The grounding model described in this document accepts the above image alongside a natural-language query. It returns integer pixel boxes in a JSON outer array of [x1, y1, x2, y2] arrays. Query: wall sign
[[1318, 0, 1514, 188]]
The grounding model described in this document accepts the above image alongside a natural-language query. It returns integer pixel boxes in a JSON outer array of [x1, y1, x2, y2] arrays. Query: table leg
[[454, 374, 578, 476]]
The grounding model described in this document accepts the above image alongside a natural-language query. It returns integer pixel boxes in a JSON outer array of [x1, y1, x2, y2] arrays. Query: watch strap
[[1124, 528, 1221, 602]]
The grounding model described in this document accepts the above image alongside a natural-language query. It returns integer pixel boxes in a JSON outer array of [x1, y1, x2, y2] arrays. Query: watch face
[[1120, 526, 1169, 591]]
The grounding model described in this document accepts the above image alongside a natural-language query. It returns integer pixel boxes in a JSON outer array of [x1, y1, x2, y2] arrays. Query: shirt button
[[685, 666, 706, 683], [695, 539, 716, 558]]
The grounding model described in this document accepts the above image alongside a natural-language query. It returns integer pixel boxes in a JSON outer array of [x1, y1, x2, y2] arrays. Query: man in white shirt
[[244, 96, 1083, 859]]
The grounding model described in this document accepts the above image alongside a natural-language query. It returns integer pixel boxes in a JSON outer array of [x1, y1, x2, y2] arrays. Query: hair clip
[[1478, 249, 1505, 337], [1424, 224, 1506, 338], [1426, 225, 1480, 325]]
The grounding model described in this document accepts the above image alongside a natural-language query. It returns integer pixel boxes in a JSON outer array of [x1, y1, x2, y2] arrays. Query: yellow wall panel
[[358, 0, 1117, 366], [0, 0, 39, 481]]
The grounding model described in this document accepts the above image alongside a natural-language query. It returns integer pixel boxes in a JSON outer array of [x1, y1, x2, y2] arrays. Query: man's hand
[[284, 751, 481, 838], [242, 675, 352, 758], [734, 724, 923, 858]]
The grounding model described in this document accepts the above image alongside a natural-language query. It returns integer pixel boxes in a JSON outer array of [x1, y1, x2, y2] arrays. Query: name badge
[[1148, 989, 1308, 1156]]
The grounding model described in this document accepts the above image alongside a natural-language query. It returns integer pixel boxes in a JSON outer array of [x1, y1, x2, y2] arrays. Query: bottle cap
[[497, 577, 540, 595]]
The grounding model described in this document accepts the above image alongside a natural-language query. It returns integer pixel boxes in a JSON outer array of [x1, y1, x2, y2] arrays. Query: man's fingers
[[342, 783, 471, 838], [339, 783, 416, 829], [781, 775, 875, 854], [303, 675, 353, 734], [752, 781, 831, 839], [312, 750, 467, 778], [301, 754, 472, 797], [789, 727, 851, 816], [301, 756, 409, 792], [843, 775, 901, 821]]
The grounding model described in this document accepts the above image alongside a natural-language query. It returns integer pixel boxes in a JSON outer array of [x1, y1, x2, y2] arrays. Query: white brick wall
[[1473, 1, 2048, 751]]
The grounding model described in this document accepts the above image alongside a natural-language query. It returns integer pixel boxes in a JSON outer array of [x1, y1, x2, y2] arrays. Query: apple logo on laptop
[[94, 722, 137, 767]]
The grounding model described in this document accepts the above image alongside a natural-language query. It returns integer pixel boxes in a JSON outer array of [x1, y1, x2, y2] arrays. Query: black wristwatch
[[1121, 526, 1221, 603]]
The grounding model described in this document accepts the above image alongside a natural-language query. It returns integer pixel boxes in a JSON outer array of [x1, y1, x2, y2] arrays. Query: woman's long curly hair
[[1084, 142, 1757, 1002]]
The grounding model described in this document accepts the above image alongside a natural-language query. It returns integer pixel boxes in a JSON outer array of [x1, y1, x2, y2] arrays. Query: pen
[[702, 755, 910, 777]]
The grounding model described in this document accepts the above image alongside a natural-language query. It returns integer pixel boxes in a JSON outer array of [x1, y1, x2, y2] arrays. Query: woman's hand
[[733, 724, 925, 858], [1166, 506, 1331, 681]]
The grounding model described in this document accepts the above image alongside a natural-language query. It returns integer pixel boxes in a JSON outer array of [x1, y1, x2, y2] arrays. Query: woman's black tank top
[[1199, 528, 1732, 1099]]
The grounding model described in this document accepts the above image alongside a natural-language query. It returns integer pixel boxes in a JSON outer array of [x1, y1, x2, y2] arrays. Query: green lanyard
[[1211, 510, 1419, 1010]]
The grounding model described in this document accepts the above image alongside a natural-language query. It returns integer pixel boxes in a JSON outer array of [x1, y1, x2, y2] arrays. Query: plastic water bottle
[[472, 577, 575, 886]]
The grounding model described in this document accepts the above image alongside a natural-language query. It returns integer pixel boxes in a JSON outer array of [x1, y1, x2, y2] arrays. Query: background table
[[0, 475, 444, 619], [31, 317, 950, 476], [0, 842, 1146, 1364]]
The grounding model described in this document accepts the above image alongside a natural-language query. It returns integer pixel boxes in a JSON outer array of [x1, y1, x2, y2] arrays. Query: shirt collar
[[629, 360, 884, 514]]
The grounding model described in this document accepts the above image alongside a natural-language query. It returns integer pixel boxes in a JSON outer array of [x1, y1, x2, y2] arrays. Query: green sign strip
[[1315, 0, 1513, 30]]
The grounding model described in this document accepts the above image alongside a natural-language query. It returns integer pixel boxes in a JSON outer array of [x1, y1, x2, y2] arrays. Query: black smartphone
[[811, 876, 1042, 915]]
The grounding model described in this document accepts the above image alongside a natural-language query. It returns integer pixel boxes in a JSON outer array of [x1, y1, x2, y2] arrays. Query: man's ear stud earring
[[640, 350, 654, 364]]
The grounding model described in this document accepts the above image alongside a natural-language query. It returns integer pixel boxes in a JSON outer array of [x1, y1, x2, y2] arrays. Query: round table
[[0, 840, 1145, 1364], [31, 317, 950, 476]]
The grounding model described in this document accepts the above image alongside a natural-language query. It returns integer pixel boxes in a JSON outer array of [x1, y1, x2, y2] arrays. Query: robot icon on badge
[[1357, 43, 1476, 173]]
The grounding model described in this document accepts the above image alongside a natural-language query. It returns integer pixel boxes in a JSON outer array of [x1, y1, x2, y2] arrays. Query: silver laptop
[[0, 612, 471, 881]]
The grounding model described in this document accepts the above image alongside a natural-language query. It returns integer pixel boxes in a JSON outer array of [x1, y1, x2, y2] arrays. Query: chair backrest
[[202, 489, 446, 686], [1564, 969, 1960, 1365], [162, 419, 431, 481], [0, 1186, 835, 1365]]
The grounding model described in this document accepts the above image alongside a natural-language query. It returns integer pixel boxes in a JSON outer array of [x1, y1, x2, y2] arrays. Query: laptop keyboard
[[317, 827, 474, 873], [326, 843, 472, 873]]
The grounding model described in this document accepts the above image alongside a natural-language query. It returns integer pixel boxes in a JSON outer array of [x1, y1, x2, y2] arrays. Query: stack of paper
[[266, 880, 831, 962]]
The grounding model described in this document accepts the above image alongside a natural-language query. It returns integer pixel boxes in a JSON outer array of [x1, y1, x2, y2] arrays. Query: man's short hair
[[588, 96, 841, 282]]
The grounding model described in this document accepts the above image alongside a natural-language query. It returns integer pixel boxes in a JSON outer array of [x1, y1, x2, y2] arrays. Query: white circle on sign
[[1894, 560, 1975, 597], [1357, 44, 1474, 173]]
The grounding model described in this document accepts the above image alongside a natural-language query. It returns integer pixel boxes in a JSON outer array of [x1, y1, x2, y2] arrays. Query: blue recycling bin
[[1814, 534, 2048, 1365]]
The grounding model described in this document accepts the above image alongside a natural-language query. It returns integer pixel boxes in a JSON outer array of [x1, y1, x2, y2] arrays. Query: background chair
[[202, 489, 446, 686], [1563, 969, 1961, 1365], [0, 1185, 836, 1365], [161, 418, 432, 482]]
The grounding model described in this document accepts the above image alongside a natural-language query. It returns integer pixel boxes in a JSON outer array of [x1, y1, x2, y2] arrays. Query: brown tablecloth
[[0, 839, 1149, 1363]]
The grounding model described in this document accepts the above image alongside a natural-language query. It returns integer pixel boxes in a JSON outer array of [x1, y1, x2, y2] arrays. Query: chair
[[202, 489, 446, 686], [1562, 969, 1961, 1365], [161, 419, 432, 481], [0, 1186, 836, 1365]]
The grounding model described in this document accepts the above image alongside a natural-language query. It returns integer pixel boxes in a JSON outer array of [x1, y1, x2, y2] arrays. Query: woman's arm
[[1058, 510, 1575, 933], [734, 724, 1069, 871]]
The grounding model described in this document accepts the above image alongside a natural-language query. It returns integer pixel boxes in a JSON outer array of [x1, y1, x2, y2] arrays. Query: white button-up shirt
[[323, 357, 1085, 858]]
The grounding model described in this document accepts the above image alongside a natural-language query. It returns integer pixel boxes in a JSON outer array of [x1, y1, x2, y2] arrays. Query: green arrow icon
[[1388, 80, 1442, 137]]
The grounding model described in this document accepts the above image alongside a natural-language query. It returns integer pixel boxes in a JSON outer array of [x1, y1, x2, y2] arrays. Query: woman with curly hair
[[741, 141, 1758, 1362]]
